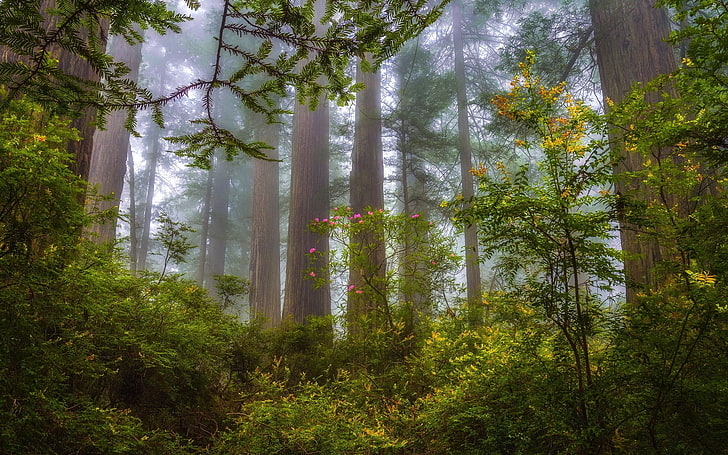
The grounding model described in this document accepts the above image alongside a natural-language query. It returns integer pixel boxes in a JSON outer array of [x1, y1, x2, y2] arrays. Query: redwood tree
[[87, 33, 143, 243], [249, 112, 282, 327], [348, 57, 386, 332], [588, 0, 678, 301]]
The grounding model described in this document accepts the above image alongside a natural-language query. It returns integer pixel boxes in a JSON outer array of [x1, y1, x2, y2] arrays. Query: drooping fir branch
[[0, 0, 446, 166], [0, 0, 191, 124]]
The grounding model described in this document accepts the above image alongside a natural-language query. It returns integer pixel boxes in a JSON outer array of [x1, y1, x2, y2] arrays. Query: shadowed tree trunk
[[197, 166, 214, 286], [0, 0, 109, 184], [87, 33, 143, 243], [589, 0, 678, 302], [452, 0, 482, 306], [348, 57, 386, 334]]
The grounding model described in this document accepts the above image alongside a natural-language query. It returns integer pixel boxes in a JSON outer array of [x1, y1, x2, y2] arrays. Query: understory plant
[[449, 51, 622, 453]]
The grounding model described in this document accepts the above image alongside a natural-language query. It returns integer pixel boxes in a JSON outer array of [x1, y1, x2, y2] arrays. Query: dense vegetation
[[3, 0, 728, 454]]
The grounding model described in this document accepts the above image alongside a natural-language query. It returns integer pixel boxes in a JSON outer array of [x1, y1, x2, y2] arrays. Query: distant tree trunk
[[207, 151, 231, 295], [128, 148, 139, 274], [589, 0, 678, 302], [249, 112, 282, 327], [87, 33, 143, 243], [137, 126, 161, 270], [348, 57, 386, 334], [452, 0, 482, 306], [197, 167, 214, 286], [395, 47, 430, 314]]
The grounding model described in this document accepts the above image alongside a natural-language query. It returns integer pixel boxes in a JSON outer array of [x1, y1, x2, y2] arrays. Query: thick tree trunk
[[283, 93, 331, 323], [453, 0, 482, 306], [249, 113, 282, 327], [0, 1, 109, 184], [348, 58, 386, 333], [282, 0, 331, 324], [87, 33, 143, 243], [589, 0, 678, 302]]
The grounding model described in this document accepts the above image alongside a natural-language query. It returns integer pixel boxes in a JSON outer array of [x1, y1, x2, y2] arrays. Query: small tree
[[452, 52, 621, 453], [153, 212, 196, 282]]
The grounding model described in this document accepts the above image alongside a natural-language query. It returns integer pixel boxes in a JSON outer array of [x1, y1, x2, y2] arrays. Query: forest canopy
[[2, 0, 728, 454]]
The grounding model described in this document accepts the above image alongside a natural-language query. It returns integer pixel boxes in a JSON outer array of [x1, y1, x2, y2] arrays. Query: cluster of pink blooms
[[312, 208, 389, 227], [347, 284, 363, 294]]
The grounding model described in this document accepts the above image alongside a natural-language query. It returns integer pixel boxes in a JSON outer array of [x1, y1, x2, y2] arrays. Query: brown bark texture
[[589, 0, 678, 302], [283, 94, 331, 323], [249, 114, 282, 327], [87, 34, 143, 243], [348, 59, 387, 332]]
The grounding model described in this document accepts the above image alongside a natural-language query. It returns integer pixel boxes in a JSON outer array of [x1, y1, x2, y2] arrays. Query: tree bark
[[589, 0, 678, 302], [283, 92, 331, 323], [283, 0, 331, 324], [127, 147, 139, 274], [87, 33, 143, 243], [0, 0, 109, 184], [348, 57, 386, 333], [453, 0, 482, 306], [249, 113, 282, 327]]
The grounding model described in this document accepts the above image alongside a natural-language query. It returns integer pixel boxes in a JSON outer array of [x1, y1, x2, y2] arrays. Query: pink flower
[[333, 207, 338, 211], [322, 218, 328, 223], [309, 248, 316, 253], [367, 211, 374, 215], [355, 290, 363, 294], [314, 218, 320, 222], [411, 214, 420, 218], [431, 261, 436, 265], [359, 220, 364, 224], [309, 272, 316, 277], [348, 285, 356, 291], [353, 213, 361, 218]]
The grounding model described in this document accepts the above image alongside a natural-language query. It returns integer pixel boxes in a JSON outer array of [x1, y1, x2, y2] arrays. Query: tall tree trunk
[[283, 92, 331, 323], [45, 0, 108, 184], [452, 0, 482, 306], [128, 147, 139, 274], [0, 0, 109, 184], [249, 112, 282, 327], [197, 167, 214, 286], [283, 0, 331, 324], [137, 126, 161, 270], [207, 151, 231, 295], [348, 57, 386, 334], [395, 47, 430, 315], [589, 0, 678, 302], [87, 33, 143, 243]]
